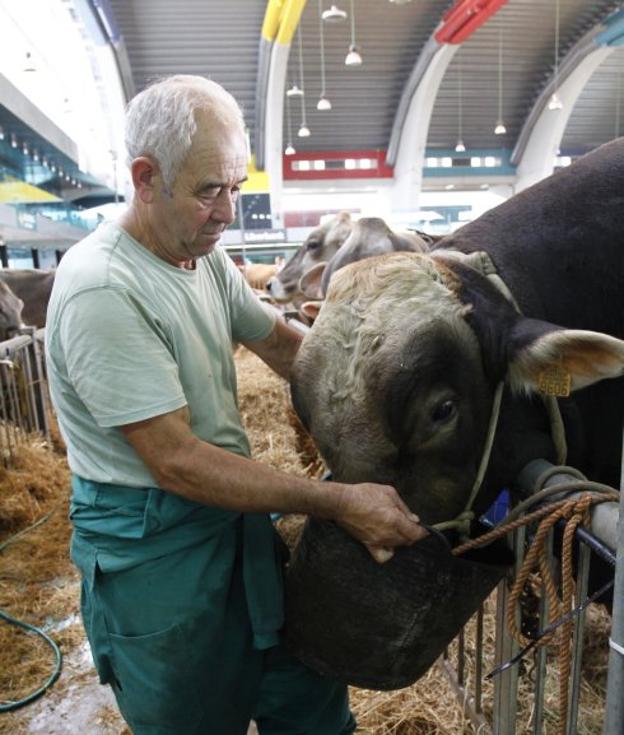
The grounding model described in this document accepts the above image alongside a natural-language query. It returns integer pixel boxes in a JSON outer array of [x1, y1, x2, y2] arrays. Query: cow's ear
[[299, 301, 322, 322], [299, 262, 327, 300], [389, 231, 428, 253], [508, 321, 624, 395]]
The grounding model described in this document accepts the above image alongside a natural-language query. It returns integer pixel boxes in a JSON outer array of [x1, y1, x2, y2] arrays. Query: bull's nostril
[[266, 281, 272, 292]]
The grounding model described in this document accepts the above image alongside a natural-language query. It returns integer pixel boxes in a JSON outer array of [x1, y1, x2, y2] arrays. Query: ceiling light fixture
[[322, 4, 347, 22], [455, 56, 465, 152], [10, 134, 18, 148], [295, 27, 311, 137], [494, 27, 507, 134], [317, 0, 332, 110], [548, 0, 563, 111], [23, 51, 36, 72], [286, 83, 304, 97], [284, 93, 296, 155], [345, 0, 362, 66], [0, 126, 4, 140]]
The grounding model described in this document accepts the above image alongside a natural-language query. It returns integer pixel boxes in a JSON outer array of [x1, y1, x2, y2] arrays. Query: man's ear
[[130, 157, 160, 204], [508, 321, 624, 395]]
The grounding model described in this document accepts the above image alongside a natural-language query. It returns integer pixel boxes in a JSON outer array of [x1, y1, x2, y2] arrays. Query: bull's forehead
[[311, 253, 471, 389], [293, 252, 479, 476]]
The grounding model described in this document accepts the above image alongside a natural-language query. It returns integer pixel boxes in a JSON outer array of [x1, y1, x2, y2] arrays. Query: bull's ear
[[508, 322, 624, 395], [299, 262, 327, 300]]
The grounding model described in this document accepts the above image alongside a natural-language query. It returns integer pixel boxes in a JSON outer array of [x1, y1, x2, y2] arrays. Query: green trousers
[[78, 529, 356, 735]]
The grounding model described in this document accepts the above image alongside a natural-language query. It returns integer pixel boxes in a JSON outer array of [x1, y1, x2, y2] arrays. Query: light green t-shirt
[[45, 222, 276, 487]]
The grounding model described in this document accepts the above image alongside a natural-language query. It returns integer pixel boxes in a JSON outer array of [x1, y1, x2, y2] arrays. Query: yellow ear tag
[[537, 364, 571, 397]]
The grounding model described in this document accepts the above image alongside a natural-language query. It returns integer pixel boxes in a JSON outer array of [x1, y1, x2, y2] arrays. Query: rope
[[451, 474, 619, 734], [432, 381, 505, 537]]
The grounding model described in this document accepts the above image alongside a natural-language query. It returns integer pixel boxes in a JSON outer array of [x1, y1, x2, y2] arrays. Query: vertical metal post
[[31, 248, 40, 269], [603, 424, 624, 734], [567, 542, 590, 735], [0, 244, 8, 268], [533, 530, 553, 734], [475, 605, 484, 715], [494, 526, 524, 735]]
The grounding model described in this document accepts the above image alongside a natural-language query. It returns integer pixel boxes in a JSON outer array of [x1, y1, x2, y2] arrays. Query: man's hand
[[332, 482, 428, 563]]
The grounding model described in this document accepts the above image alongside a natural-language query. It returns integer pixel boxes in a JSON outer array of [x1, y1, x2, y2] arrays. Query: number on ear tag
[[538, 365, 571, 397]]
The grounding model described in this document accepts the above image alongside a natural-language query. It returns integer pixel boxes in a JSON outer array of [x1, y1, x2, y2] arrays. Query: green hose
[[0, 608, 63, 712], [0, 508, 63, 711]]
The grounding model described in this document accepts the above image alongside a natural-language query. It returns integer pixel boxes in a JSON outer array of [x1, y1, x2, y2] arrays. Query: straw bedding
[[0, 347, 610, 733]]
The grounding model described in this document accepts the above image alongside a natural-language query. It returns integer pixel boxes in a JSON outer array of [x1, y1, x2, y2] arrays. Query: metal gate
[[0, 328, 50, 463]]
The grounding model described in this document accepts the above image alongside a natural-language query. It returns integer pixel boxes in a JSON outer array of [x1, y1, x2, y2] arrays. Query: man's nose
[[212, 189, 237, 225]]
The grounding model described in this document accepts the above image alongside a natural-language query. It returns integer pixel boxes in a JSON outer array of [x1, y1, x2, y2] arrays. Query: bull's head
[[291, 251, 624, 525]]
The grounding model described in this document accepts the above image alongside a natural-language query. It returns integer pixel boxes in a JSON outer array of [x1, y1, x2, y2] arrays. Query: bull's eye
[[431, 399, 456, 424], [306, 240, 320, 251]]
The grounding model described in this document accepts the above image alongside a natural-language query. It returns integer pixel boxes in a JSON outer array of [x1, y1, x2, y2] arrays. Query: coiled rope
[[452, 469, 619, 735]]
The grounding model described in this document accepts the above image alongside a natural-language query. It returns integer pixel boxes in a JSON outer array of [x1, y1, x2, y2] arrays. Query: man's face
[[151, 112, 248, 263]]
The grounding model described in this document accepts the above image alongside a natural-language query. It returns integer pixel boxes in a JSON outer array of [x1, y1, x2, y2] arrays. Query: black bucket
[[284, 518, 513, 690]]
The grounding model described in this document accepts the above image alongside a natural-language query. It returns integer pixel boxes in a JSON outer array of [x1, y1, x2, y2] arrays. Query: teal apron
[[70, 476, 354, 735]]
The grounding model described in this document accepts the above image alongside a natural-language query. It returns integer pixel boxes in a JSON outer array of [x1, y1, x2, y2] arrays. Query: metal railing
[[440, 460, 620, 734], [0, 328, 50, 463]]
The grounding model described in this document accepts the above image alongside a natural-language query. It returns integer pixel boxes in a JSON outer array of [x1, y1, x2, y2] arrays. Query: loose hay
[[0, 437, 77, 728]]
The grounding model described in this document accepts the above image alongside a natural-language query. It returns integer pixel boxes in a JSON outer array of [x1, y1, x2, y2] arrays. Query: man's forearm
[[155, 432, 341, 517]]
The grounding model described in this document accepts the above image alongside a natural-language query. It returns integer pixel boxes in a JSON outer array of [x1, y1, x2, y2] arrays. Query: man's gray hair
[[125, 75, 245, 190]]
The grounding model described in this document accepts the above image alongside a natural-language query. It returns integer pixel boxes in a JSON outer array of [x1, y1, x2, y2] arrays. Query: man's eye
[[199, 188, 220, 199]]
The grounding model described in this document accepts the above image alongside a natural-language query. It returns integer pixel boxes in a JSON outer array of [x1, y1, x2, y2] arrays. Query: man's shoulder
[[56, 223, 144, 296]]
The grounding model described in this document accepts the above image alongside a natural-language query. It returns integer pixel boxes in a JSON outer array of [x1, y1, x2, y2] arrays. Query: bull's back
[[439, 139, 624, 338]]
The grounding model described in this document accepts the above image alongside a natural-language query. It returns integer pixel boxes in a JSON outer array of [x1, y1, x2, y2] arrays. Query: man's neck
[[118, 209, 193, 269]]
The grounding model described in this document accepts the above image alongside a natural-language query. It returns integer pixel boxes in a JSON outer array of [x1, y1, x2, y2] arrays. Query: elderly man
[[45, 75, 425, 734]]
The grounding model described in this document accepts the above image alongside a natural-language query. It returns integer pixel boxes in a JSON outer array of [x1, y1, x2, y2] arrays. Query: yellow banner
[[0, 179, 62, 204], [242, 158, 270, 193]]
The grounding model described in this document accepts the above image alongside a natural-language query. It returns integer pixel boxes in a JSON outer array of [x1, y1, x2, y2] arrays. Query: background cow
[[266, 212, 353, 305], [0, 280, 25, 341], [0, 269, 55, 329], [296, 218, 434, 323]]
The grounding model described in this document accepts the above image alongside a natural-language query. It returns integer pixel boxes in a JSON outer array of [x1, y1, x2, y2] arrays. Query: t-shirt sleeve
[[220, 250, 277, 343], [59, 287, 187, 428]]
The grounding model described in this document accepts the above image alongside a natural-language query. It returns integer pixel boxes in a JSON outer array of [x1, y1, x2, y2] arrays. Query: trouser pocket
[[108, 621, 202, 729]]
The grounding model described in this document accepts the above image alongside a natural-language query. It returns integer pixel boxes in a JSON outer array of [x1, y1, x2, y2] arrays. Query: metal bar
[[494, 526, 524, 735], [437, 658, 493, 734], [603, 423, 624, 734], [515, 459, 619, 551], [458, 626, 465, 686], [532, 529, 553, 734], [567, 542, 590, 735], [475, 604, 484, 714]]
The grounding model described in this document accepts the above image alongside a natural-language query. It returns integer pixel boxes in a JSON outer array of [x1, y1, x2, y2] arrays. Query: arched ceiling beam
[[389, 0, 508, 214], [254, 0, 306, 227], [513, 7, 624, 192]]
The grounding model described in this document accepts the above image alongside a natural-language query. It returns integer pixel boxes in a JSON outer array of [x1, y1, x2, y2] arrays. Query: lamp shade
[[455, 139, 466, 153], [322, 4, 347, 22], [298, 125, 311, 138], [286, 84, 304, 98], [494, 122, 507, 135], [345, 44, 362, 66], [317, 96, 332, 111]]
